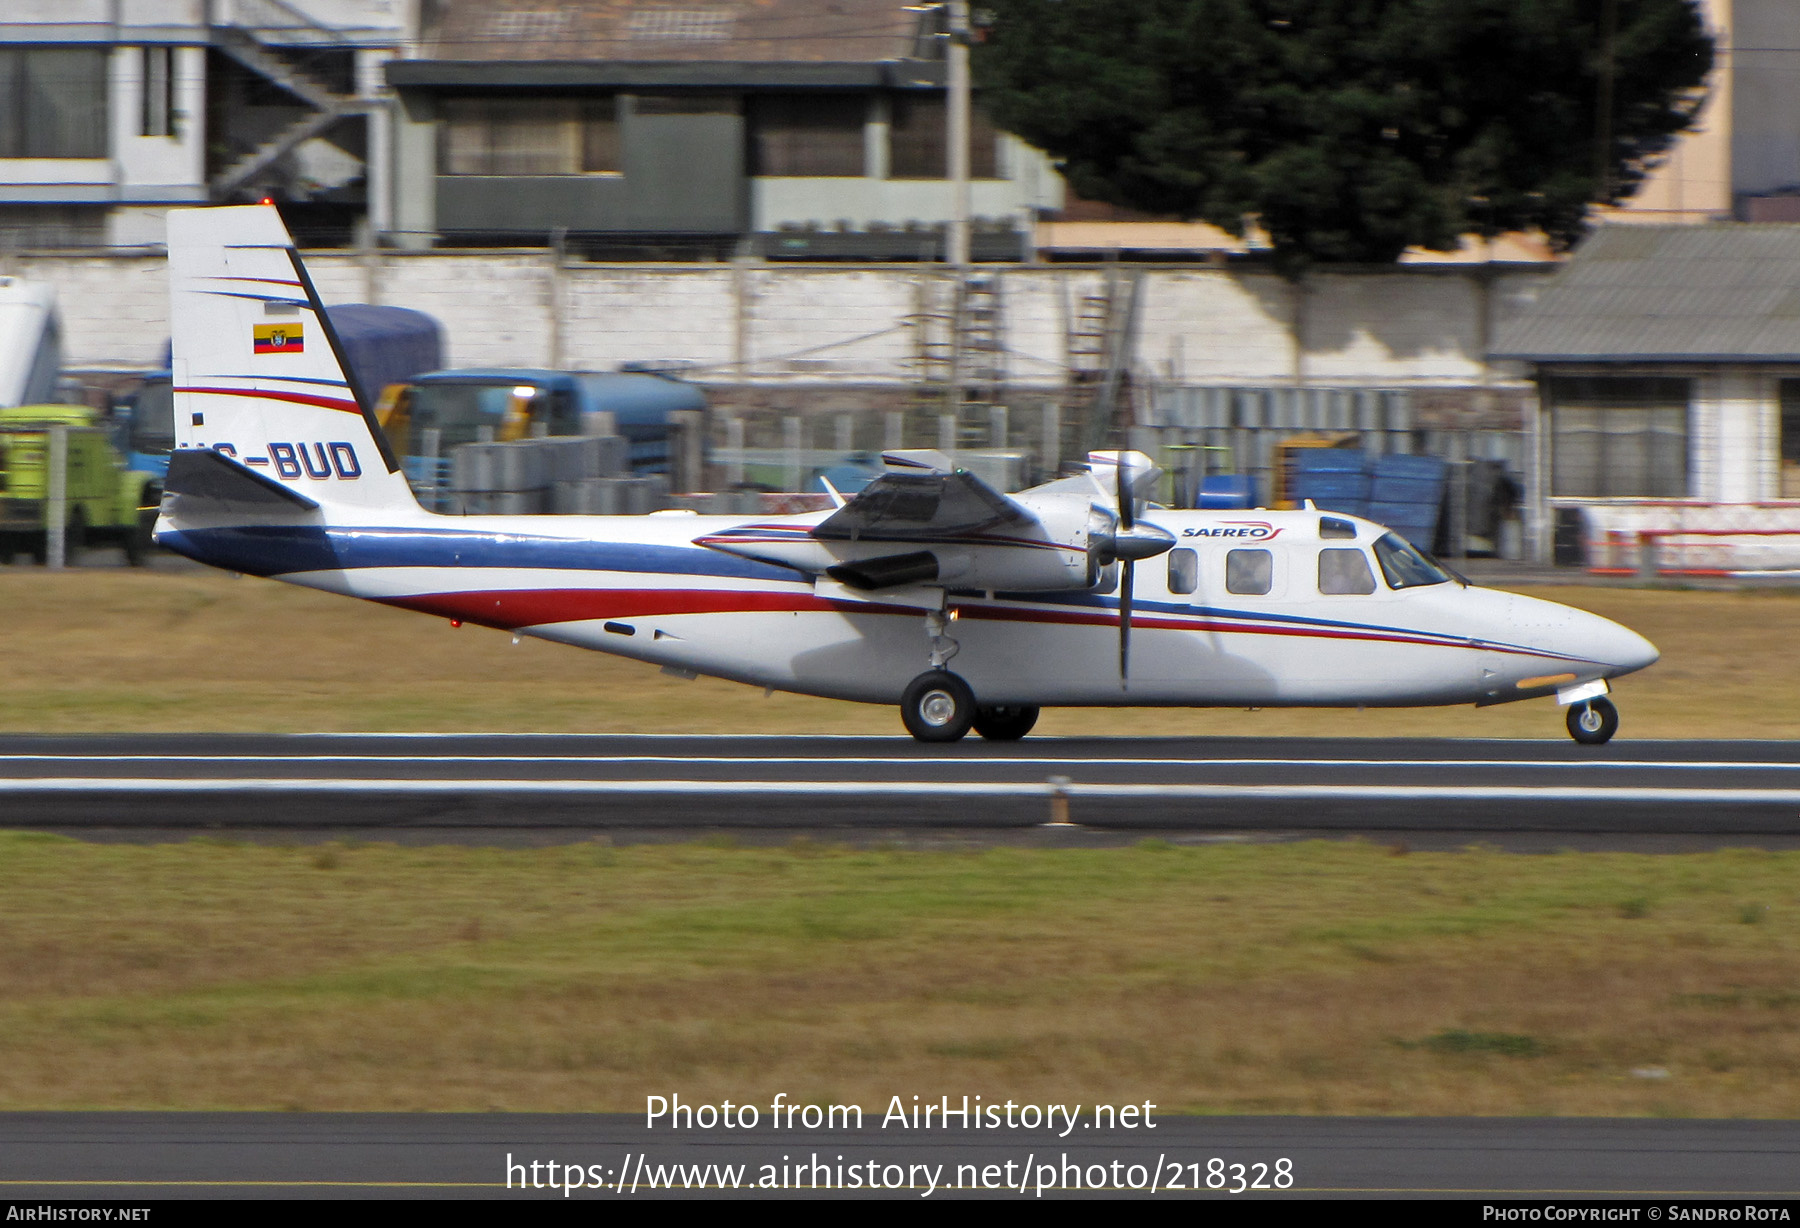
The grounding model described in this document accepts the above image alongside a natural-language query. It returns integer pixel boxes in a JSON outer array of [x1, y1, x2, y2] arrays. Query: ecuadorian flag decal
[[253, 322, 303, 354]]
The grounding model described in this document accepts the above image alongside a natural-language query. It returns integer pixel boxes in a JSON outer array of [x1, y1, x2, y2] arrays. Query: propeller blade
[[1116, 450, 1134, 531], [1119, 558, 1134, 681]]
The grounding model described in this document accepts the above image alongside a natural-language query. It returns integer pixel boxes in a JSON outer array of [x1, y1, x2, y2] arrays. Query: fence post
[[783, 415, 802, 493], [45, 423, 67, 570], [668, 409, 704, 495], [1637, 530, 1658, 581]]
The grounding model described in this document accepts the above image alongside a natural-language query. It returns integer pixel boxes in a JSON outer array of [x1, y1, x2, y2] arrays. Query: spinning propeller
[[1089, 453, 1175, 682]]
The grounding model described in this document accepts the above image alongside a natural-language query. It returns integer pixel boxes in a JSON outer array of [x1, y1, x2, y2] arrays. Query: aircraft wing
[[695, 464, 1086, 593], [812, 469, 1032, 543]]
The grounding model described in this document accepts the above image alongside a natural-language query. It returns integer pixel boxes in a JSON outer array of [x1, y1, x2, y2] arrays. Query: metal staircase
[[208, 2, 369, 198]]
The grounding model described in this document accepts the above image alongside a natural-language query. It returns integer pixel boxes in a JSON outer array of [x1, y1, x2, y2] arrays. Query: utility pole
[[1593, 0, 1619, 203], [946, 0, 971, 269]]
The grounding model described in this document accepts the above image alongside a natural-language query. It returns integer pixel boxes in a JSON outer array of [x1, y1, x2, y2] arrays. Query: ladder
[[906, 272, 1008, 452]]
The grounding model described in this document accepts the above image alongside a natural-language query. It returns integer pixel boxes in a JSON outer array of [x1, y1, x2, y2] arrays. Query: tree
[[973, 0, 1713, 271]]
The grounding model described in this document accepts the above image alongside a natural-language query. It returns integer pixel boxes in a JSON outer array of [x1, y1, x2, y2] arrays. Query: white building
[[0, 0, 407, 249]]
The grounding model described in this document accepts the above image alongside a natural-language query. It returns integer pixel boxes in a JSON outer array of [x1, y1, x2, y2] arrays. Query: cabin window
[[1166, 547, 1197, 594], [1318, 548, 1376, 595], [1225, 548, 1272, 595], [1319, 516, 1356, 540]]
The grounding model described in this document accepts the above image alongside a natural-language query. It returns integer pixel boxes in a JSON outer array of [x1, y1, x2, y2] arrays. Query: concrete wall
[[19, 247, 1552, 390], [18, 247, 1553, 393]]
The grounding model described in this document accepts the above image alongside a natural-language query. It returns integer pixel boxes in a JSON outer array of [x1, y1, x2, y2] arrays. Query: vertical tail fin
[[166, 204, 416, 512]]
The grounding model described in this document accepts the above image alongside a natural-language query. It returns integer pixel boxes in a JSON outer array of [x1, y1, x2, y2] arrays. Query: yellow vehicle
[[0, 405, 157, 564]]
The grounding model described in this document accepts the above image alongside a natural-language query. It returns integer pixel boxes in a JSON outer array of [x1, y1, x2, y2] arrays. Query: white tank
[[0, 277, 60, 407]]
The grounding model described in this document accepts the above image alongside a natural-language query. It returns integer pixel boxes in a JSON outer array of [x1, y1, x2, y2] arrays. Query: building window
[[440, 97, 619, 175], [748, 94, 865, 177], [0, 205, 107, 247], [0, 48, 108, 158], [1546, 377, 1689, 498], [887, 95, 999, 179], [634, 93, 737, 116], [140, 46, 175, 138], [140, 46, 174, 137], [1781, 380, 1800, 498]]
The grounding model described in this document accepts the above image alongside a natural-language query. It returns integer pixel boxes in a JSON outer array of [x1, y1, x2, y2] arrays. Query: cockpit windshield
[[1372, 532, 1452, 589]]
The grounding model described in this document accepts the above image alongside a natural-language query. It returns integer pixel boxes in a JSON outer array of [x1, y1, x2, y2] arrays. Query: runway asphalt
[[1, 733, 1798, 842], [6, 741, 1800, 1201], [3, 1112, 1799, 1200]]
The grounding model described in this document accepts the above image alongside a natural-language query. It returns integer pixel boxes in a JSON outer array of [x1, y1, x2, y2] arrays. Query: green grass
[[3, 834, 1800, 1115]]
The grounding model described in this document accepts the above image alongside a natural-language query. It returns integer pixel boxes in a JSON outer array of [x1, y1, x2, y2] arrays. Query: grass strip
[[1, 569, 1796, 737], [0, 834, 1796, 1115]]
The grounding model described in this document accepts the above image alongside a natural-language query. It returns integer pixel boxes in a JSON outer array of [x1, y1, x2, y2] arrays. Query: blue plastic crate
[[1371, 453, 1448, 482], [1198, 474, 1257, 509], [1289, 447, 1367, 473], [1293, 471, 1371, 501], [1368, 501, 1440, 537], [1369, 475, 1443, 505]]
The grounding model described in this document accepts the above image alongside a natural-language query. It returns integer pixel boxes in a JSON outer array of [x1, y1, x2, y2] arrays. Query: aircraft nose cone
[[1606, 622, 1660, 675], [1500, 593, 1658, 677]]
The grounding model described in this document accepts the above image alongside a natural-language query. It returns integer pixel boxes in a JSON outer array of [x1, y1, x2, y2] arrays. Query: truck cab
[[377, 368, 706, 502], [0, 405, 156, 564]]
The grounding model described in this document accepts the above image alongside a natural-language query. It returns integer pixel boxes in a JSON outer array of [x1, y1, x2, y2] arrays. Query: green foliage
[[974, 0, 1713, 271]]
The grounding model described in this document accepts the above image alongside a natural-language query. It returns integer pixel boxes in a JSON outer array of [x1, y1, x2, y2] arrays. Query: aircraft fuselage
[[160, 504, 1657, 711]]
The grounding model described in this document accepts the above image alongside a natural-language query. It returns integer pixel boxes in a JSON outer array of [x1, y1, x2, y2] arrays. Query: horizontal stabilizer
[[813, 469, 1028, 542], [165, 447, 321, 511], [881, 448, 955, 473]]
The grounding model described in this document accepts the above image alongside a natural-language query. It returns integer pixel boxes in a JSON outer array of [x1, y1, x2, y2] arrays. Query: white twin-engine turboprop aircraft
[[155, 205, 1658, 744]]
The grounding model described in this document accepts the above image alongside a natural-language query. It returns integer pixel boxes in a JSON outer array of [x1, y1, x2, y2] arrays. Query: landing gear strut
[[1566, 696, 1619, 745]]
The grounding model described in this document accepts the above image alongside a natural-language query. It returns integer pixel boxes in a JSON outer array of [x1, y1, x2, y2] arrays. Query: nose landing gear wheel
[[901, 670, 976, 743], [972, 704, 1040, 742], [1566, 696, 1619, 745]]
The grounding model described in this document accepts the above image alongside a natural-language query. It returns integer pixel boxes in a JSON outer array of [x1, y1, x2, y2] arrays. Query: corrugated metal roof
[[1490, 224, 1800, 362]]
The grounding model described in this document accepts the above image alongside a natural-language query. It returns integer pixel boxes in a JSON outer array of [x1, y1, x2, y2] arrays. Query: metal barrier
[[1590, 526, 1800, 579]]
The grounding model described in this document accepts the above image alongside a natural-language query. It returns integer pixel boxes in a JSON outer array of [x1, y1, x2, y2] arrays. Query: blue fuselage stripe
[[157, 524, 1565, 660]]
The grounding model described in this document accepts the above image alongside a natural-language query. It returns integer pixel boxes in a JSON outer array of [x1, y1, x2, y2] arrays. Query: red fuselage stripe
[[371, 585, 1566, 660], [178, 386, 361, 414]]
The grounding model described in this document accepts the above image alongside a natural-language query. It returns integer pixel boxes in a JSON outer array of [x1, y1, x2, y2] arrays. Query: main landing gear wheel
[[901, 670, 976, 743], [972, 704, 1040, 742], [1566, 696, 1619, 745]]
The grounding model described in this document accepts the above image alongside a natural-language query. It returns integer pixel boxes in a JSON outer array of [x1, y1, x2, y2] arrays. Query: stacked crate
[[447, 434, 667, 516], [1366, 454, 1448, 552], [1287, 448, 1447, 551], [1285, 448, 1369, 515]]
